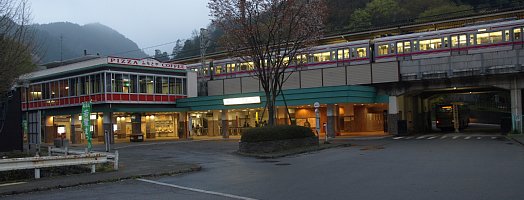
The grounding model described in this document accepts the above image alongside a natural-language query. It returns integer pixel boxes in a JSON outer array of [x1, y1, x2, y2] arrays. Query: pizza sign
[[107, 57, 186, 70]]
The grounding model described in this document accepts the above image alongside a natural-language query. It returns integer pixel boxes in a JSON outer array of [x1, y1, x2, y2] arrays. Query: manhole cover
[[275, 163, 291, 166]]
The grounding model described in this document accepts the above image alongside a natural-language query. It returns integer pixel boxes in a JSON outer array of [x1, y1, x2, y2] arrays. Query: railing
[[0, 153, 108, 179], [48, 147, 119, 170]]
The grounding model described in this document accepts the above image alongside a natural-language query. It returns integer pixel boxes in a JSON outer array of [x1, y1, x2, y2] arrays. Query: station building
[[20, 56, 197, 146]]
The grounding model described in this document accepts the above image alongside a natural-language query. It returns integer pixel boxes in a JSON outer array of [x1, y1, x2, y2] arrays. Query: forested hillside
[[33, 22, 148, 64], [170, 0, 524, 60]]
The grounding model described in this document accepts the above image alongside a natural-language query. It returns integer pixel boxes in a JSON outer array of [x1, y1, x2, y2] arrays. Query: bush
[[241, 125, 316, 143]]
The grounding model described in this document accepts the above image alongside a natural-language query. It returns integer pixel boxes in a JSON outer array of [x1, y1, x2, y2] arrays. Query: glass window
[[84, 76, 90, 95], [356, 47, 367, 58], [444, 37, 449, 48], [239, 62, 253, 71], [404, 41, 411, 53], [130, 75, 137, 93], [283, 57, 290, 65], [91, 74, 100, 94], [337, 49, 344, 60], [413, 41, 418, 51], [451, 35, 459, 47], [514, 28, 521, 41], [295, 55, 307, 64], [203, 67, 209, 76], [227, 63, 236, 73], [176, 78, 183, 94], [30, 84, 42, 101], [42, 83, 49, 99], [21, 87, 26, 102], [162, 77, 168, 94], [169, 77, 175, 94], [78, 77, 85, 95], [397, 42, 404, 54], [390, 43, 395, 54], [155, 77, 162, 94], [313, 52, 330, 62], [139, 76, 147, 93], [105, 73, 111, 93], [146, 76, 154, 94], [419, 38, 442, 51], [330, 51, 337, 61], [183, 78, 187, 95], [343, 49, 349, 60], [459, 35, 467, 47], [113, 74, 123, 93], [505, 30, 510, 41], [469, 34, 475, 45], [215, 65, 222, 75], [477, 31, 502, 45], [50, 81, 58, 99], [122, 74, 130, 93], [378, 44, 389, 56], [69, 78, 76, 96], [59, 79, 68, 98], [351, 48, 355, 58]]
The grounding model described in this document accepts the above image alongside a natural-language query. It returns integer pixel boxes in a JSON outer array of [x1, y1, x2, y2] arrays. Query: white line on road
[[0, 182, 26, 187], [441, 136, 447, 139], [406, 136, 414, 139], [465, 136, 471, 140], [416, 136, 427, 139], [393, 137, 404, 140], [477, 137, 482, 140], [492, 136, 498, 139], [453, 136, 460, 139], [137, 179, 258, 200], [428, 136, 438, 140]]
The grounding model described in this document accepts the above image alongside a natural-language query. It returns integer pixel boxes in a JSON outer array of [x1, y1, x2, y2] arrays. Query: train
[[186, 18, 524, 79], [435, 104, 470, 131]]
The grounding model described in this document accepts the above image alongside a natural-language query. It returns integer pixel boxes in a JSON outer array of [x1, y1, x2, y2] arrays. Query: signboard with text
[[223, 96, 261, 106], [107, 57, 187, 70], [81, 102, 92, 151]]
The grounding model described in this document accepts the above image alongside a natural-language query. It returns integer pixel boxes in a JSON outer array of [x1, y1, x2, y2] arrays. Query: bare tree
[[0, 0, 36, 96], [209, 0, 326, 126]]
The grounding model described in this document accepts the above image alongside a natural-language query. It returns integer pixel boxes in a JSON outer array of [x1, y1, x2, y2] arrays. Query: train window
[[397, 42, 403, 54], [331, 51, 337, 61], [283, 57, 290, 65], [203, 67, 209, 76], [351, 48, 355, 58], [444, 37, 449, 48], [390, 43, 395, 54], [514, 28, 521, 41], [337, 49, 344, 60], [469, 34, 475, 45], [476, 31, 502, 45], [226, 63, 236, 73], [404, 41, 411, 53], [296, 54, 307, 64], [451, 35, 459, 47], [505, 30, 510, 41], [240, 62, 253, 71], [413, 41, 418, 51], [344, 49, 350, 59], [215, 65, 223, 75], [459, 35, 467, 47], [313, 52, 330, 62], [419, 38, 442, 51], [378, 44, 389, 56], [356, 47, 367, 58]]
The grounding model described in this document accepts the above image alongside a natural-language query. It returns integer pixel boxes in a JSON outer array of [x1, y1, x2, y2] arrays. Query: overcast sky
[[28, 0, 211, 55]]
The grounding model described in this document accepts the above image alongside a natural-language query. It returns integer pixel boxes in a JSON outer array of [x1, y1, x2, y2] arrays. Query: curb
[[0, 165, 202, 196], [508, 135, 524, 146], [236, 143, 351, 159]]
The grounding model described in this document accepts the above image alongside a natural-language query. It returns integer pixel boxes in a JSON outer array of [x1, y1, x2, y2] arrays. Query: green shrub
[[241, 125, 316, 143]]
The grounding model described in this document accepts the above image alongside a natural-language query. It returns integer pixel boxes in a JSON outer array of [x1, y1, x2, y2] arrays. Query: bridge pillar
[[221, 109, 229, 138], [387, 96, 400, 135], [326, 104, 336, 138], [511, 88, 523, 133]]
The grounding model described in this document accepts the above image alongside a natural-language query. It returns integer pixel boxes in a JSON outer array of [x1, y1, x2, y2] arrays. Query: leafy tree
[[418, 4, 474, 20], [348, 8, 372, 30], [209, 0, 327, 126], [171, 39, 184, 58], [154, 49, 170, 62], [0, 0, 37, 96]]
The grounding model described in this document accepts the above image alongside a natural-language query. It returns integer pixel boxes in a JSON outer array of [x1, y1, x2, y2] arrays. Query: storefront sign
[[81, 102, 92, 151], [223, 96, 261, 105], [107, 57, 187, 70]]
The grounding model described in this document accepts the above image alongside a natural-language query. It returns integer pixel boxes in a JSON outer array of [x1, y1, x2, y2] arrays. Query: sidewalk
[[0, 139, 205, 196]]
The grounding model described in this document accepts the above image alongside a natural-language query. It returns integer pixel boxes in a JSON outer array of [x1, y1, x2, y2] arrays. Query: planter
[[239, 136, 318, 153]]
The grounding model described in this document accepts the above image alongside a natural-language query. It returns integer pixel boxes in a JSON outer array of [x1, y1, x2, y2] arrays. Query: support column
[[130, 113, 143, 141], [511, 88, 523, 133], [327, 104, 336, 138], [71, 114, 77, 144], [221, 109, 229, 138], [387, 96, 400, 135], [102, 112, 114, 144], [178, 112, 187, 139]]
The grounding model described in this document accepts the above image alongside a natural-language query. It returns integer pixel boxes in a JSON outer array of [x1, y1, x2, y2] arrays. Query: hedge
[[241, 125, 316, 143]]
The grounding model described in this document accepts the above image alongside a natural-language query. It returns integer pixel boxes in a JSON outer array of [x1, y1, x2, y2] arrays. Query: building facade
[[20, 56, 197, 147]]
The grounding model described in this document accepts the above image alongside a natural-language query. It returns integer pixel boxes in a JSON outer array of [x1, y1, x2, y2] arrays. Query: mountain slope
[[33, 22, 148, 63]]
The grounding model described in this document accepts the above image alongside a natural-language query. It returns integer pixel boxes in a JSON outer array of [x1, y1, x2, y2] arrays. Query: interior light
[[453, 87, 457, 90], [90, 114, 97, 120], [78, 116, 82, 121]]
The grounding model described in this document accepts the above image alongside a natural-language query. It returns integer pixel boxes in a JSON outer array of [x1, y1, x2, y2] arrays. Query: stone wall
[[238, 137, 319, 153]]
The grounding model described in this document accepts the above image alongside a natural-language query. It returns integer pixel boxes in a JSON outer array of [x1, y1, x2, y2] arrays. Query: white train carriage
[[373, 19, 524, 62]]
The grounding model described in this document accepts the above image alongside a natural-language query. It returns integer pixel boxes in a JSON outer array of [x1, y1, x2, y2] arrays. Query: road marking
[[137, 179, 258, 200], [393, 137, 404, 140], [427, 136, 438, 140], [452, 136, 460, 139], [477, 137, 482, 140], [492, 136, 498, 139], [416, 136, 427, 139], [406, 136, 414, 139], [464, 136, 471, 140], [440, 136, 447, 139], [0, 182, 26, 187]]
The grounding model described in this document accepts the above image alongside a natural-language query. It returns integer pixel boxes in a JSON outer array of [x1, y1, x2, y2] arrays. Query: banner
[[81, 102, 92, 151]]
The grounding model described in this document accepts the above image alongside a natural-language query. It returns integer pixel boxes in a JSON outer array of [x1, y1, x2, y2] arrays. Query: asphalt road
[[4, 135, 524, 200]]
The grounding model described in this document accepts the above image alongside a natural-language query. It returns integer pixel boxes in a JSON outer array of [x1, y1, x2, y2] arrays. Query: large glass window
[[337, 49, 344, 60], [78, 77, 85, 95], [476, 31, 502, 45], [69, 78, 77, 96], [356, 47, 367, 58], [139, 76, 147, 93], [215, 65, 223, 74], [396, 42, 403, 54], [155, 77, 163, 94], [514, 28, 521, 41], [444, 37, 449, 48], [113, 74, 123, 93], [312, 52, 330, 62], [130, 75, 138, 93], [59, 79, 68, 98], [50, 81, 58, 99], [505, 30, 510, 41], [239, 62, 253, 71], [146, 76, 154, 94], [91, 74, 101, 94], [176, 78, 183, 94], [83, 76, 90, 95], [122, 74, 130, 93], [404, 41, 411, 53], [419, 38, 442, 51], [169, 77, 176, 94], [469, 34, 475, 45], [162, 77, 168, 94], [295, 55, 307, 64], [226, 63, 236, 73], [377, 44, 389, 56], [42, 83, 49, 99], [105, 73, 111, 93], [30, 84, 42, 101]]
